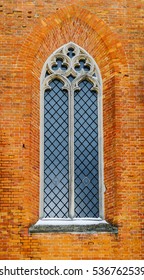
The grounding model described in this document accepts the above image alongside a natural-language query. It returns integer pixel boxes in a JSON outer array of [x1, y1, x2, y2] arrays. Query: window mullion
[[68, 86, 75, 219]]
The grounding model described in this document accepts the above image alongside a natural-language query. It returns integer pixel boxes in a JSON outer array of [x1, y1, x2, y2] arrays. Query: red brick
[[0, 1, 143, 260]]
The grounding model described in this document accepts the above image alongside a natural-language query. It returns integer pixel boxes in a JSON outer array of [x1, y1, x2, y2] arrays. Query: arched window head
[[40, 42, 104, 222]]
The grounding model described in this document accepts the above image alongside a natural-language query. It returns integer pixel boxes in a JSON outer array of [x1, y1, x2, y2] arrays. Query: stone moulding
[[40, 42, 105, 221], [29, 221, 118, 234], [41, 42, 102, 87]]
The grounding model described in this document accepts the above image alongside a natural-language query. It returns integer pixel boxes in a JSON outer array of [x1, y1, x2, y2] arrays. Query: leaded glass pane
[[74, 80, 99, 218], [44, 79, 69, 218], [42, 43, 102, 220]]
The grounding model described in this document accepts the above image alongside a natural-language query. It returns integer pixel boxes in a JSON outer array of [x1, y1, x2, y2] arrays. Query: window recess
[[29, 43, 118, 233]]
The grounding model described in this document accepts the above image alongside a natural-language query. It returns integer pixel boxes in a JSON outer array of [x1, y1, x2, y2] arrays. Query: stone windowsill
[[29, 219, 118, 234]]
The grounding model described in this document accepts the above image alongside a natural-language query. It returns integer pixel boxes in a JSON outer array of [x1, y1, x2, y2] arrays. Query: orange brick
[[0, 1, 143, 260]]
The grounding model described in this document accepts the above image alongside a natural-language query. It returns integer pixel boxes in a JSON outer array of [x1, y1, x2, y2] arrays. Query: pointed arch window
[[40, 42, 104, 222]]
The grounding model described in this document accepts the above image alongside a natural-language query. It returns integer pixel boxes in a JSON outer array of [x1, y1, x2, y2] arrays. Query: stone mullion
[[68, 85, 75, 219]]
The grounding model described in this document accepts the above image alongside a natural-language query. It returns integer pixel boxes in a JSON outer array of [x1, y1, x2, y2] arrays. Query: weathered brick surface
[[0, 1, 143, 259]]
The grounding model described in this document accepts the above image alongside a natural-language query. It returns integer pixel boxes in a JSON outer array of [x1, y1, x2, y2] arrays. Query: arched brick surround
[[18, 5, 128, 216]]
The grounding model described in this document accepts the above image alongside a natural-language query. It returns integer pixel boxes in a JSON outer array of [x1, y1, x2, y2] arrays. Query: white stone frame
[[39, 42, 105, 223]]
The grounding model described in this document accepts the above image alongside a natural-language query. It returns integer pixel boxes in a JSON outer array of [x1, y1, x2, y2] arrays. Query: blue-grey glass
[[67, 48, 75, 58], [44, 79, 69, 218], [75, 59, 90, 72], [74, 80, 99, 217], [52, 58, 67, 71], [68, 75, 75, 82]]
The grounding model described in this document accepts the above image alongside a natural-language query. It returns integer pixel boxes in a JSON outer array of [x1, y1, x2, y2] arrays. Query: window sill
[[29, 219, 118, 234]]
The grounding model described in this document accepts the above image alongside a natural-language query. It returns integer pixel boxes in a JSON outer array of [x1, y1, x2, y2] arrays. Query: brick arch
[[18, 5, 127, 70], [16, 5, 129, 226]]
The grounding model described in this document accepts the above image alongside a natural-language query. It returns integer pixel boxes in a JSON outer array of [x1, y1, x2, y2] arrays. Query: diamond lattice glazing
[[44, 79, 69, 218], [42, 43, 101, 219], [74, 80, 99, 218]]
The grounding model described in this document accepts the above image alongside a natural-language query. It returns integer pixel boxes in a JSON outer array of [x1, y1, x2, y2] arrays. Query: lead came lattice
[[41, 42, 102, 219], [74, 80, 99, 217], [44, 79, 69, 218]]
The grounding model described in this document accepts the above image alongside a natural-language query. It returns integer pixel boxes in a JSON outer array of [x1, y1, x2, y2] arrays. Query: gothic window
[[40, 42, 104, 221]]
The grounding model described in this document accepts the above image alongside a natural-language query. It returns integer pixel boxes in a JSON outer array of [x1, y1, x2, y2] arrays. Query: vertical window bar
[[68, 87, 75, 219]]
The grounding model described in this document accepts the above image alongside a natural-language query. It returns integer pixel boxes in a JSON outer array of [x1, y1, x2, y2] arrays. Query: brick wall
[[0, 0, 143, 259]]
